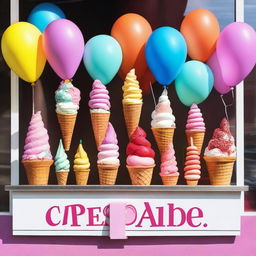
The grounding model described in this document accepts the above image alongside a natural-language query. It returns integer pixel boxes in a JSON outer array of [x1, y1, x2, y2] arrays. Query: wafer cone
[[90, 111, 110, 147], [98, 165, 119, 185], [57, 114, 77, 151], [74, 169, 90, 185], [22, 160, 53, 185], [127, 165, 155, 185], [151, 127, 175, 155], [186, 180, 198, 186], [204, 156, 236, 185], [56, 171, 69, 185], [186, 131, 205, 154], [161, 175, 179, 185], [123, 102, 142, 137]]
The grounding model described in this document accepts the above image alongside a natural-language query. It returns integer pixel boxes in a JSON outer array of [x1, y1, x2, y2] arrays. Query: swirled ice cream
[[160, 143, 179, 177], [184, 145, 201, 181], [122, 69, 142, 104], [126, 127, 155, 166], [204, 118, 236, 157], [97, 123, 120, 165], [54, 140, 70, 172], [89, 80, 110, 113], [151, 88, 175, 128], [22, 111, 52, 160], [186, 104, 205, 132], [74, 141, 90, 170], [55, 80, 80, 115]]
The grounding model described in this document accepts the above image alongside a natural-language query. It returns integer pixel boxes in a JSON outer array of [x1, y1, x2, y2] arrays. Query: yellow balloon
[[1, 22, 46, 83]]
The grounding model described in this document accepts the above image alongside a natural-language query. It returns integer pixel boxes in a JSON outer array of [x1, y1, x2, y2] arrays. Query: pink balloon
[[43, 19, 84, 80], [207, 51, 231, 94], [216, 22, 256, 87]]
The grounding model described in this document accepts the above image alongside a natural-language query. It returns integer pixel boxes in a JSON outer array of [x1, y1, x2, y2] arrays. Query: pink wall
[[0, 216, 256, 256]]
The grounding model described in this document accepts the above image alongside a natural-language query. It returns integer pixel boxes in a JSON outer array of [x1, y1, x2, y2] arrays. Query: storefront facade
[[1, 0, 256, 255]]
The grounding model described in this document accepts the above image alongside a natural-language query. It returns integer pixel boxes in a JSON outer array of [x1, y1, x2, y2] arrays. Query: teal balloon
[[83, 35, 122, 84], [175, 61, 214, 106]]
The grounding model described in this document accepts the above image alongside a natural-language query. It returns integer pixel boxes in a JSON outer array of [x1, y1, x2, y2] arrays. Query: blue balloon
[[175, 61, 214, 106], [28, 3, 65, 32], [146, 27, 187, 86], [83, 35, 122, 85]]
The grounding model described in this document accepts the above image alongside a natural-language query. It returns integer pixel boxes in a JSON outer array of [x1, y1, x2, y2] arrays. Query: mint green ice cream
[[54, 140, 70, 172]]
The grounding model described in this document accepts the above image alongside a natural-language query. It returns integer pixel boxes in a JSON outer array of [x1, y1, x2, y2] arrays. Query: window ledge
[[5, 185, 248, 192]]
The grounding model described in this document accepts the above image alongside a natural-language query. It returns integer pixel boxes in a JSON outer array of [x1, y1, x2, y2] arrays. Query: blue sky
[[185, 0, 256, 29]]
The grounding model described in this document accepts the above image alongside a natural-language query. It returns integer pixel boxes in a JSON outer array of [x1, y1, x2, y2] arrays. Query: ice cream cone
[[204, 156, 236, 185], [161, 175, 178, 185], [56, 171, 69, 185], [186, 131, 205, 154], [90, 111, 110, 147], [22, 160, 53, 185], [57, 113, 77, 151], [152, 127, 175, 155], [74, 169, 90, 185], [98, 165, 119, 185], [127, 165, 155, 185], [186, 180, 198, 186], [123, 102, 142, 137]]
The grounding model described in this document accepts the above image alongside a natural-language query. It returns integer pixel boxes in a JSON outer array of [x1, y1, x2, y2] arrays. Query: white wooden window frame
[[1, 0, 252, 216]]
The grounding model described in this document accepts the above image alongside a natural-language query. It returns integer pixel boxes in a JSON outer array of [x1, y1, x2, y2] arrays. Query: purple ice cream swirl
[[22, 111, 52, 160], [88, 80, 110, 111]]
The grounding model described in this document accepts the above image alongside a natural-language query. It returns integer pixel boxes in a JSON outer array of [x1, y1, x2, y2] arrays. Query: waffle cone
[[22, 160, 53, 185], [123, 102, 142, 137], [56, 171, 69, 185], [204, 156, 236, 185], [161, 175, 179, 185], [90, 112, 110, 147], [186, 180, 198, 186], [98, 165, 119, 185], [127, 165, 155, 185], [186, 131, 205, 154], [151, 127, 175, 155], [74, 169, 90, 185], [57, 114, 77, 151]]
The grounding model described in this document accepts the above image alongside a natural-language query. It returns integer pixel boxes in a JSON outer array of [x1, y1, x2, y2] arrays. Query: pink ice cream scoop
[[186, 104, 205, 132], [22, 111, 52, 160], [160, 143, 179, 177], [89, 80, 110, 111], [97, 122, 119, 165]]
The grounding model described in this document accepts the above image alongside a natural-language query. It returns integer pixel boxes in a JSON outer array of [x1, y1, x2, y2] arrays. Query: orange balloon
[[181, 9, 220, 62], [111, 13, 152, 79]]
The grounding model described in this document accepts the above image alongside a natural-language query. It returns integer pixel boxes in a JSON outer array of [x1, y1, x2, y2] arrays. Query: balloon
[[207, 51, 231, 95], [83, 35, 122, 84], [111, 13, 152, 79], [216, 22, 256, 87], [43, 19, 84, 80], [146, 27, 187, 86], [1, 22, 46, 83], [175, 60, 214, 106], [181, 9, 220, 62], [28, 2, 65, 32], [140, 68, 155, 94]]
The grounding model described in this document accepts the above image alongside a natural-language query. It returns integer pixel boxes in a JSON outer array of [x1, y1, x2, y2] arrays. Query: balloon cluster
[[1, 3, 256, 107]]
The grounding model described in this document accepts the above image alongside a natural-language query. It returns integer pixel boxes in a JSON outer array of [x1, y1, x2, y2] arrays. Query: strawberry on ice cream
[[204, 118, 236, 157], [160, 143, 179, 177], [126, 127, 155, 166]]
